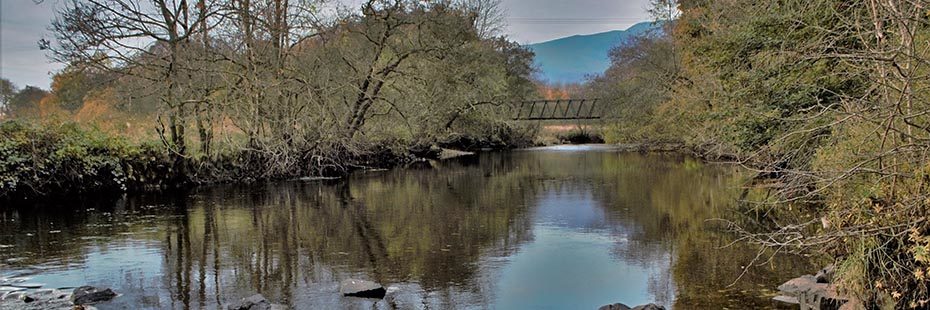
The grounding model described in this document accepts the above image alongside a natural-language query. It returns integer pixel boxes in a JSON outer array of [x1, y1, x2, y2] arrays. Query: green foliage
[[587, 31, 682, 144], [601, 0, 930, 306], [439, 118, 536, 151], [49, 62, 112, 111], [555, 127, 604, 144], [7, 86, 48, 118], [0, 120, 168, 199]]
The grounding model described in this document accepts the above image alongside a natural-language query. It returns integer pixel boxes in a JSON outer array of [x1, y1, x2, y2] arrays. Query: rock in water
[[339, 279, 386, 299], [598, 303, 632, 310], [632, 304, 666, 310], [71, 286, 117, 305], [228, 294, 274, 310]]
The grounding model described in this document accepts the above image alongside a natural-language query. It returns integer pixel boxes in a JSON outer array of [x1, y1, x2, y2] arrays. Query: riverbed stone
[[71, 286, 116, 305], [339, 279, 386, 299], [227, 294, 288, 310], [0, 289, 73, 310]]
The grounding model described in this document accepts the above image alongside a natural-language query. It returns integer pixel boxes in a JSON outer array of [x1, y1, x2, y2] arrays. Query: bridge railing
[[512, 99, 600, 120]]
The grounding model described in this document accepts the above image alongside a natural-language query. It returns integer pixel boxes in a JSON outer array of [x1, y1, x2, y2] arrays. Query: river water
[[0, 145, 812, 309]]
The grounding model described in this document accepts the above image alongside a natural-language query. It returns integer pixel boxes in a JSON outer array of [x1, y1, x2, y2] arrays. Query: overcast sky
[[0, 0, 652, 89]]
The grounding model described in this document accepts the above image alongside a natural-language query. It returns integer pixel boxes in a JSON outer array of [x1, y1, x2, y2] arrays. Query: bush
[[0, 120, 170, 199], [556, 127, 605, 144], [439, 119, 536, 151]]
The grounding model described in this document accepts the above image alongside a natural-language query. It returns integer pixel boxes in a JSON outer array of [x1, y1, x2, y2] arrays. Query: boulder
[[778, 275, 820, 295], [777, 275, 847, 310], [632, 304, 666, 310], [598, 303, 631, 310], [0, 289, 73, 309], [339, 279, 386, 299], [71, 286, 116, 305]]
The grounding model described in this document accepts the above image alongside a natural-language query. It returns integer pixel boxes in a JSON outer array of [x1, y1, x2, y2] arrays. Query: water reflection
[[0, 147, 812, 309]]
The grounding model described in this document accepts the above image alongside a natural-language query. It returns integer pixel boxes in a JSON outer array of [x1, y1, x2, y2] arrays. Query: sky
[[0, 0, 652, 89]]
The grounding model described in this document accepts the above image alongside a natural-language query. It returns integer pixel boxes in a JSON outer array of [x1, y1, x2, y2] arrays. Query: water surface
[[0, 146, 811, 309]]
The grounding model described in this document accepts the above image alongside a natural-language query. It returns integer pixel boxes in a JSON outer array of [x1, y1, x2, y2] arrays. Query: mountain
[[527, 21, 660, 84]]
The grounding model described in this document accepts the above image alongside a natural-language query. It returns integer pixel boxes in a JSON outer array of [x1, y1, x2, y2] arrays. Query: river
[[0, 145, 812, 309]]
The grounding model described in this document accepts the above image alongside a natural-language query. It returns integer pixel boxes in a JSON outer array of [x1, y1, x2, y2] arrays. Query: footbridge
[[511, 99, 601, 121]]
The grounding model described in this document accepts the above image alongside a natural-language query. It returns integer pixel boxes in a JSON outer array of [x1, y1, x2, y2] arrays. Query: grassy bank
[[0, 119, 535, 201]]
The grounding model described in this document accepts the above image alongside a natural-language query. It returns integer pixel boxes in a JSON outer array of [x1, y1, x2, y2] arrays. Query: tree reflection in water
[[0, 149, 813, 309]]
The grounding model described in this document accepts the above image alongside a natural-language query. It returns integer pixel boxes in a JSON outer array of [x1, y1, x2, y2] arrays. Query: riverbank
[[0, 120, 528, 203], [0, 118, 745, 204]]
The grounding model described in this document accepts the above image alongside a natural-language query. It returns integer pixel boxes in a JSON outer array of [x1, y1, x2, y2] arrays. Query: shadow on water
[[0, 147, 814, 309]]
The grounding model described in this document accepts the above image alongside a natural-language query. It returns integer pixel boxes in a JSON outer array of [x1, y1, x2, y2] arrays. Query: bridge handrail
[[511, 98, 601, 120]]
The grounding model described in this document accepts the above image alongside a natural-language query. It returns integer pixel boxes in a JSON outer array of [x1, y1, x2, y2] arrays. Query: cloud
[[502, 0, 652, 43], [0, 0, 653, 88], [0, 0, 61, 89]]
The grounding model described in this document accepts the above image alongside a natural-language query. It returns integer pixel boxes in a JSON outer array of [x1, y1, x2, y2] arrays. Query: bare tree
[[457, 0, 506, 39], [647, 0, 677, 22], [46, 0, 222, 168]]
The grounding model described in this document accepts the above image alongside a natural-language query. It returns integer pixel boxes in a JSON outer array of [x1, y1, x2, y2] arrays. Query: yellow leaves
[[38, 94, 67, 119], [914, 268, 925, 281]]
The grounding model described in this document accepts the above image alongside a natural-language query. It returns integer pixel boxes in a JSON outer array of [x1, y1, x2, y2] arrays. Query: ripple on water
[[0, 286, 26, 292], [521, 144, 621, 152], [10, 283, 43, 289]]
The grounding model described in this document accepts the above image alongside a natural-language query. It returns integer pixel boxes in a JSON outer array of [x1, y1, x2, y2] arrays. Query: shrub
[[0, 120, 169, 199], [556, 127, 605, 144]]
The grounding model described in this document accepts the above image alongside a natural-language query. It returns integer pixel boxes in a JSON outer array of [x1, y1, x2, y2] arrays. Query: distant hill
[[527, 21, 660, 84]]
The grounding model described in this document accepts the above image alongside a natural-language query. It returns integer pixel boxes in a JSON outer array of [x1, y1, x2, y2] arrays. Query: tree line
[[0, 0, 537, 198]]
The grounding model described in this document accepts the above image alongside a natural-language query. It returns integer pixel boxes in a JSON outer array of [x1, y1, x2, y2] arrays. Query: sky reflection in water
[[0, 147, 811, 309]]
